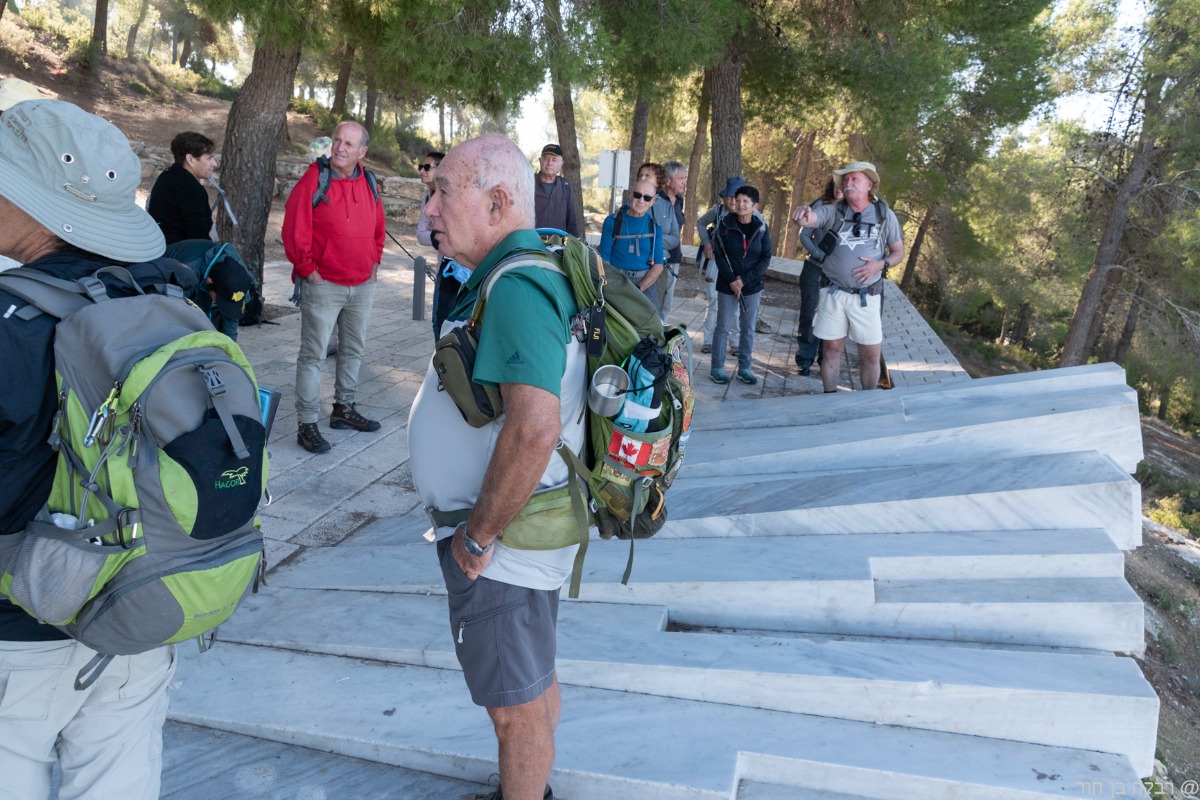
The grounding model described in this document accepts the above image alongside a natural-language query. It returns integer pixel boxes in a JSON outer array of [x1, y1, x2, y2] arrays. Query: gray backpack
[[0, 266, 268, 689]]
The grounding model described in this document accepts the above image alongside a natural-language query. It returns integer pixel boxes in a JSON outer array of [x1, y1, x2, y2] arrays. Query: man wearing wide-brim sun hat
[[791, 160, 904, 393], [0, 99, 195, 800]]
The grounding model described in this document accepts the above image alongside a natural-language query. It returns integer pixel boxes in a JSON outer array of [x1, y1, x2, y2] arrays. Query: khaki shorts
[[813, 288, 883, 345]]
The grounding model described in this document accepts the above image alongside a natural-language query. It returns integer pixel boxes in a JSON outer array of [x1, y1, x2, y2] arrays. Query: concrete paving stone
[[337, 427, 411, 473], [261, 537, 300, 569], [254, 514, 308, 544], [286, 505, 381, 548], [264, 464, 381, 524]]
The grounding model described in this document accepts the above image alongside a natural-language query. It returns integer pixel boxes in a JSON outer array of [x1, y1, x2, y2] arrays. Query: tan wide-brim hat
[[0, 77, 42, 111], [0, 100, 164, 263], [832, 161, 880, 188]]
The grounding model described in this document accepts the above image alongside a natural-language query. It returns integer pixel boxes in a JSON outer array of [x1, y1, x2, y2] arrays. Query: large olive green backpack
[[432, 231, 694, 596], [0, 266, 267, 689]]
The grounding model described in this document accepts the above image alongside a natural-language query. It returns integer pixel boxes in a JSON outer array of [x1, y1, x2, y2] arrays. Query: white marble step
[[737, 783, 870, 800], [160, 721, 489, 799], [217, 589, 1157, 771], [684, 385, 1142, 476], [263, 531, 1140, 652], [274, 529, 1124, 589], [169, 644, 1143, 800], [691, 362, 1131, 433], [664, 450, 1142, 551]]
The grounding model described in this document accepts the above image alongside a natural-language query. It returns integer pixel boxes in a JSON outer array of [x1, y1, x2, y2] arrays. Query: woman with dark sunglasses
[[417, 151, 468, 339], [598, 176, 665, 304]]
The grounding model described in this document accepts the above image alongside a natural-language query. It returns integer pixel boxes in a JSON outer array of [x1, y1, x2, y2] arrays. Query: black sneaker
[[330, 403, 381, 432], [297, 422, 331, 453]]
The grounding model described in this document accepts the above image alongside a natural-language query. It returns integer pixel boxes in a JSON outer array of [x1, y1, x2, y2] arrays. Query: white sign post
[[598, 149, 632, 215]]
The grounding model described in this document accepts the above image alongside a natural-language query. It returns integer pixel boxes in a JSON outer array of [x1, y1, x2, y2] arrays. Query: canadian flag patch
[[609, 431, 651, 467]]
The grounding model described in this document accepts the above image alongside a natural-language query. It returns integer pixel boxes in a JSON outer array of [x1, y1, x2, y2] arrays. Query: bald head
[[425, 135, 535, 267]]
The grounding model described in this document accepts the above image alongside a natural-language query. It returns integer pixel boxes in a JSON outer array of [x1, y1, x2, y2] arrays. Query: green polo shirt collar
[[452, 230, 550, 321]]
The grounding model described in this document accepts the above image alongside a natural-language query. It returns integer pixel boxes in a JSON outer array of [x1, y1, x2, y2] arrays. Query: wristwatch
[[461, 527, 493, 557]]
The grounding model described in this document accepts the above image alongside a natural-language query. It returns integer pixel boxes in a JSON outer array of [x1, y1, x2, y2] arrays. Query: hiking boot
[[700, 343, 712, 354], [755, 317, 771, 334], [797, 362, 812, 377], [297, 422, 331, 453], [330, 403, 381, 432], [710, 368, 729, 385], [737, 368, 758, 385], [729, 345, 738, 356]]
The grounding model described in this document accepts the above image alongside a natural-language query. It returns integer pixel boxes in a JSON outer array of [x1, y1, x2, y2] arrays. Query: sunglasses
[[852, 212, 862, 238], [419, 163, 437, 172], [631, 191, 655, 202]]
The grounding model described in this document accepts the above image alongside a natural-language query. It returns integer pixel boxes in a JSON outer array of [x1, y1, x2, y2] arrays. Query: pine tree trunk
[[178, 37, 193, 67], [438, 99, 446, 149], [1060, 75, 1162, 367], [1012, 302, 1033, 348], [124, 0, 149, 58], [899, 206, 934, 293], [1157, 383, 1172, 420], [781, 129, 815, 259], [765, 178, 785, 254], [709, 38, 743, 200], [364, 76, 378, 135], [217, 41, 303, 284], [0, 1, 6, 26], [683, 70, 711, 243], [331, 46, 354, 117], [628, 87, 651, 189], [544, 0, 585, 235], [1112, 280, 1144, 364], [91, 0, 109, 56]]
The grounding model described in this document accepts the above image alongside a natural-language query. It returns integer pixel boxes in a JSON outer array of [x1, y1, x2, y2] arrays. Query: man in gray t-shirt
[[792, 161, 904, 392]]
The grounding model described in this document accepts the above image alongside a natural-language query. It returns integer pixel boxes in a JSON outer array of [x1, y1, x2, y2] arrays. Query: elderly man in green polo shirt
[[407, 135, 586, 800]]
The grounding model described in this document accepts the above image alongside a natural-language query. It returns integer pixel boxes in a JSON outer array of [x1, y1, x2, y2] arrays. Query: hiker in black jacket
[[710, 185, 772, 386]]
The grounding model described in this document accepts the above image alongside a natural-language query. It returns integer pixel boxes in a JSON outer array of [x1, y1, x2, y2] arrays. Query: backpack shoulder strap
[[364, 168, 380, 202], [0, 269, 102, 321], [613, 208, 625, 239], [470, 251, 563, 325], [311, 156, 332, 208]]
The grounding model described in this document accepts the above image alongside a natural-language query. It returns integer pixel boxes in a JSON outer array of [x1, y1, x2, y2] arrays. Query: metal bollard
[[412, 256, 426, 320]]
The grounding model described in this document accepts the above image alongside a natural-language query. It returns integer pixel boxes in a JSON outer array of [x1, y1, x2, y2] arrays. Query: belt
[[828, 280, 883, 307], [425, 505, 471, 529]]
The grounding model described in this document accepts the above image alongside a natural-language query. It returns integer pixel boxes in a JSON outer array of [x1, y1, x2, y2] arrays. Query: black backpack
[[311, 156, 380, 207]]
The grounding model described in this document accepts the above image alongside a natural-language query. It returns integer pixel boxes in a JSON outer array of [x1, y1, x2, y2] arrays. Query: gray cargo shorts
[[437, 536, 559, 708]]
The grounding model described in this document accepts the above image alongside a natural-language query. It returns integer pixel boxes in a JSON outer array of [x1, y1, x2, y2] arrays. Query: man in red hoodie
[[283, 121, 386, 453]]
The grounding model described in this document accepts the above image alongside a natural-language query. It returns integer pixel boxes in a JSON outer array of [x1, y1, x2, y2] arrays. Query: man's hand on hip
[[451, 523, 493, 580], [306, 270, 325, 284]]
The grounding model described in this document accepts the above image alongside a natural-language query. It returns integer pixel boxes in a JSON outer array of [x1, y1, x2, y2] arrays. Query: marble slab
[[214, 589, 1157, 771], [168, 644, 1143, 800], [691, 362, 1131, 433], [684, 385, 1142, 476], [663, 450, 1142, 550]]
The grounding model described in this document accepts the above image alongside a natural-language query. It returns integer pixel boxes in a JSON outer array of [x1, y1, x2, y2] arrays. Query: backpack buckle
[[198, 364, 226, 397]]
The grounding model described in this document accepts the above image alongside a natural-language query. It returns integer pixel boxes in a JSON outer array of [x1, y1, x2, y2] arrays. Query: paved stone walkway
[[240, 235, 966, 573]]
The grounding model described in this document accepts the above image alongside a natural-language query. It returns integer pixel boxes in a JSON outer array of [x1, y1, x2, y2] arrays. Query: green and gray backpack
[[431, 231, 694, 597], [0, 266, 267, 688]]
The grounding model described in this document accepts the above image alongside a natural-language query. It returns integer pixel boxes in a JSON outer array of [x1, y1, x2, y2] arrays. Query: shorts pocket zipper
[[457, 598, 527, 643]]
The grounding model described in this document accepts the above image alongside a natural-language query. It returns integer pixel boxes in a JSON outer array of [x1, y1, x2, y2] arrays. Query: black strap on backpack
[[312, 155, 380, 208]]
